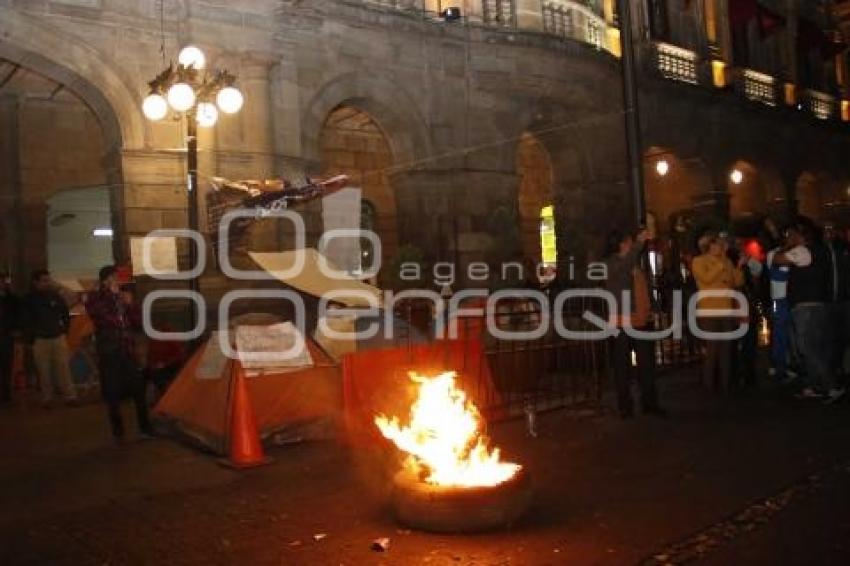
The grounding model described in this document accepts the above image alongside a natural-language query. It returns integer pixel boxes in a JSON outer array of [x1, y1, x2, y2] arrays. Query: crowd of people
[[603, 216, 849, 419], [2, 220, 846, 435], [0, 266, 185, 443]]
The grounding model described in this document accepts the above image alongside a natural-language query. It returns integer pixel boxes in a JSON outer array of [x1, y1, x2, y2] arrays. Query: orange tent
[[153, 335, 341, 455]]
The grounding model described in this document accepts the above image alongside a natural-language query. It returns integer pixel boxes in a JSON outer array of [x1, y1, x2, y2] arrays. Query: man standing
[[86, 266, 152, 441], [823, 224, 849, 382], [774, 224, 845, 403], [0, 274, 18, 404], [766, 237, 792, 383], [602, 228, 664, 419], [23, 270, 77, 407]]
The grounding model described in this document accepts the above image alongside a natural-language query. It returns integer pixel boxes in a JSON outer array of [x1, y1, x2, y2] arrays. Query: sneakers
[[824, 388, 846, 405]]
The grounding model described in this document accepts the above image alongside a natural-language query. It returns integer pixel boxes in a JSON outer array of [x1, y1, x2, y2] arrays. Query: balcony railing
[[802, 89, 836, 121], [653, 42, 699, 85], [647, 41, 847, 124], [740, 69, 777, 106], [483, 0, 517, 28], [542, 1, 607, 50]]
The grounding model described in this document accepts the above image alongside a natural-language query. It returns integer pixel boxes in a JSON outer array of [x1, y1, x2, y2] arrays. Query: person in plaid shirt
[[86, 265, 153, 442]]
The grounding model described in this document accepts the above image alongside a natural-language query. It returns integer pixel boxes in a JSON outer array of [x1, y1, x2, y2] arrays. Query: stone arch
[[319, 104, 398, 271], [518, 98, 619, 269], [797, 171, 848, 224], [0, 10, 145, 151], [516, 132, 555, 264], [727, 160, 766, 220], [301, 72, 431, 172], [0, 11, 144, 274], [644, 146, 712, 235]]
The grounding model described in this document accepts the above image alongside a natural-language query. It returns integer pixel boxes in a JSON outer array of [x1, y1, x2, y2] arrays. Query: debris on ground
[[371, 537, 391, 552]]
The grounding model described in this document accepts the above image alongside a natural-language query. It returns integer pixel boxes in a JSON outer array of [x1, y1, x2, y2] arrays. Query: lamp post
[[142, 46, 243, 331], [615, 0, 646, 226]]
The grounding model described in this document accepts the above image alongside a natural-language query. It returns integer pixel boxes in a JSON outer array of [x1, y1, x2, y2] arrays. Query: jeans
[[33, 336, 77, 403], [98, 348, 151, 438], [609, 330, 659, 415], [0, 336, 13, 401], [771, 299, 791, 379], [829, 302, 850, 377], [792, 304, 836, 394]]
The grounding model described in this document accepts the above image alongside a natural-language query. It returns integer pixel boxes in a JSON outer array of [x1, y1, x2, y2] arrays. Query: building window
[[543, 3, 574, 38], [647, 0, 670, 41], [540, 205, 557, 267], [483, 0, 516, 28]]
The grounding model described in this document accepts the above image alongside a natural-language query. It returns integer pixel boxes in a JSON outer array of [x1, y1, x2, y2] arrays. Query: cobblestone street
[[1, 375, 848, 565]]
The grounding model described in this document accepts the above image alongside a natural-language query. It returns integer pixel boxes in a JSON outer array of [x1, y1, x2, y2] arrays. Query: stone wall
[[1, 0, 850, 301]]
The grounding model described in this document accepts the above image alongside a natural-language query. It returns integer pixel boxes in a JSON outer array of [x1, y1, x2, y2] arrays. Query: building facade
[[1, 0, 849, 300]]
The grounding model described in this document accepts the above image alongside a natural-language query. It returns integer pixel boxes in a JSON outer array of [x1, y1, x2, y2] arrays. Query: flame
[[375, 371, 521, 488]]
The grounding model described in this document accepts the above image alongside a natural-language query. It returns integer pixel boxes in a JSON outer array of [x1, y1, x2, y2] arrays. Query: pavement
[[0, 373, 849, 565]]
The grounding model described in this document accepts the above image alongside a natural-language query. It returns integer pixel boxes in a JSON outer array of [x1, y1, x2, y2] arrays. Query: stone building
[[1, 0, 849, 304]]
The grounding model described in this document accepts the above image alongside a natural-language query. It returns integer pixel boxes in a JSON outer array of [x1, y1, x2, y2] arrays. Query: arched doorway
[[516, 132, 555, 265], [796, 171, 847, 223], [0, 58, 115, 288], [727, 160, 770, 220], [643, 146, 710, 235], [319, 105, 397, 277]]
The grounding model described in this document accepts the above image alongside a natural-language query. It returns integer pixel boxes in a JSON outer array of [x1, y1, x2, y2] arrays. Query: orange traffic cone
[[220, 365, 272, 469]]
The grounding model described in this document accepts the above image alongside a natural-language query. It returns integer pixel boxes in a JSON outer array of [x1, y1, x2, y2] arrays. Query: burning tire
[[391, 467, 532, 533]]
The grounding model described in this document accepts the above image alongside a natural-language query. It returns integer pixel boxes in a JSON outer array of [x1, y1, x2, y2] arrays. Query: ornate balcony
[[542, 1, 607, 50], [653, 42, 699, 85], [739, 69, 778, 107], [802, 89, 837, 121]]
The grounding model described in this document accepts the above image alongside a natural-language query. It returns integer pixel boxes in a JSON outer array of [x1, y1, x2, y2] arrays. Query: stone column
[[783, 0, 798, 85], [391, 168, 521, 288], [516, 0, 543, 31], [781, 166, 801, 218], [463, 0, 483, 24], [693, 162, 732, 222], [0, 95, 25, 288], [270, 54, 309, 181]]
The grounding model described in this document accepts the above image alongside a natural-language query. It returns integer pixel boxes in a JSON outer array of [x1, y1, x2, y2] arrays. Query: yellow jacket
[[692, 254, 744, 312]]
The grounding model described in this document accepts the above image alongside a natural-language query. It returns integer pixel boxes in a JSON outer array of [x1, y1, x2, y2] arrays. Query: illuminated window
[[540, 205, 557, 266]]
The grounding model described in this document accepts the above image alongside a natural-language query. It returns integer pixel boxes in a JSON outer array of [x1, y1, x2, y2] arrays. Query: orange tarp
[[341, 339, 500, 446], [154, 338, 341, 454]]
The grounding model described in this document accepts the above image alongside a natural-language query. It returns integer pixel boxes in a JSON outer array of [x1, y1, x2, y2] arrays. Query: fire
[[375, 371, 521, 488]]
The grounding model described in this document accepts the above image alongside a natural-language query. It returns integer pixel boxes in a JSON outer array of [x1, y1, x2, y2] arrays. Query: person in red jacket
[[86, 265, 153, 442]]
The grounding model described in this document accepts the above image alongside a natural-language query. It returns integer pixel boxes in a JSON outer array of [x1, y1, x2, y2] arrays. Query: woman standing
[[692, 233, 745, 393]]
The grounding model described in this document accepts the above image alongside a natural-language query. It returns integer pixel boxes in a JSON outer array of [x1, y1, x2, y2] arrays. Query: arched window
[[540, 205, 557, 267]]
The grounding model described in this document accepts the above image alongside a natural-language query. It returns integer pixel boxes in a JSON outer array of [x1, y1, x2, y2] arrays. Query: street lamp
[[142, 45, 243, 331], [730, 169, 744, 185]]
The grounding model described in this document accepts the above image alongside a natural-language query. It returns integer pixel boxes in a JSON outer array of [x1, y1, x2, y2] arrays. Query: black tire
[[391, 468, 532, 533]]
